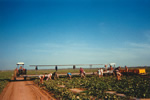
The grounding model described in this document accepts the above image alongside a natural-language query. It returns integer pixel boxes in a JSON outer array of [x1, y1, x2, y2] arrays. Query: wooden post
[[73, 65, 76, 72]]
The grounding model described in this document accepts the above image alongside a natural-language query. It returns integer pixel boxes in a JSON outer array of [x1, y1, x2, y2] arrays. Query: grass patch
[[0, 70, 13, 93]]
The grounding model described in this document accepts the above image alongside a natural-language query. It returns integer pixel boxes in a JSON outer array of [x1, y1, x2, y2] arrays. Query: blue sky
[[0, 0, 150, 70]]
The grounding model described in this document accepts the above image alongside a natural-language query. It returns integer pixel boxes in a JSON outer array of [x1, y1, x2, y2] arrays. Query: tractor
[[14, 62, 27, 80]]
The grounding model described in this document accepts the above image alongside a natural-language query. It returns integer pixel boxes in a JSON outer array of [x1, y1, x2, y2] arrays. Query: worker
[[35, 66, 38, 75], [14, 68, 18, 80], [39, 74, 45, 84], [125, 65, 129, 76], [80, 67, 84, 74], [19, 66, 23, 74], [55, 65, 58, 71], [125, 65, 128, 72], [83, 71, 86, 76], [104, 64, 107, 71], [46, 73, 52, 81], [80, 67, 85, 78], [19, 66, 23, 70], [52, 72, 59, 79], [116, 69, 122, 80], [67, 72, 72, 79], [23, 68, 26, 74], [35, 66, 38, 70], [73, 65, 76, 69], [110, 65, 113, 70], [113, 66, 120, 75], [114, 66, 122, 81], [97, 68, 103, 78]]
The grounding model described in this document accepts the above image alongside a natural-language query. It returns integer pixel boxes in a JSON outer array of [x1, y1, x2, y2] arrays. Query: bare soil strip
[[57, 85, 65, 88], [105, 91, 116, 94], [70, 88, 85, 93], [0, 78, 55, 100]]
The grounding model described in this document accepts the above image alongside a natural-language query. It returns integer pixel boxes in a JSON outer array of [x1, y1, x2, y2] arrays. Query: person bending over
[[46, 73, 52, 81], [67, 72, 72, 79], [80, 67, 85, 78], [39, 75, 45, 84], [114, 66, 122, 81]]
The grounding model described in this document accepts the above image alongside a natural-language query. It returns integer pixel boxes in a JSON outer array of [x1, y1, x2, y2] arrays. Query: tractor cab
[[16, 62, 27, 76]]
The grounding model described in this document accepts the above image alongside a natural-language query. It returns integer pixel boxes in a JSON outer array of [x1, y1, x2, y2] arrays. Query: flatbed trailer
[[119, 68, 146, 75], [19, 70, 114, 80]]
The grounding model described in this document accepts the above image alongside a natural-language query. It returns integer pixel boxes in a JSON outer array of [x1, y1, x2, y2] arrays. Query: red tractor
[[14, 62, 27, 80]]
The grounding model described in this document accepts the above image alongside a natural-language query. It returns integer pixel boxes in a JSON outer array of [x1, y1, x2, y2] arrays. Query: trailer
[[119, 68, 146, 75]]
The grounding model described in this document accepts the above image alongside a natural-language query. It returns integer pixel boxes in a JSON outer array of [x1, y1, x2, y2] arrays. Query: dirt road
[[0, 78, 55, 100]]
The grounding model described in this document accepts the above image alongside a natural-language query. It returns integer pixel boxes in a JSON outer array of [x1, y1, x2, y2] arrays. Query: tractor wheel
[[24, 77, 26, 80]]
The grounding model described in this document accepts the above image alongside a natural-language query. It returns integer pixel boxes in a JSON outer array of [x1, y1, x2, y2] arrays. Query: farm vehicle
[[119, 68, 146, 75], [14, 62, 27, 80]]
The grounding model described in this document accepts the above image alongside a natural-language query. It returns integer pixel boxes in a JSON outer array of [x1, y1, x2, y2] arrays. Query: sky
[[0, 0, 150, 70]]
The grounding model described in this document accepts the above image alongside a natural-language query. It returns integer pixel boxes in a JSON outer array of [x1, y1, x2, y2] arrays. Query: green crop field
[[35, 75, 150, 100], [0, 70, 13, 93], [33, 67, 150, 100]]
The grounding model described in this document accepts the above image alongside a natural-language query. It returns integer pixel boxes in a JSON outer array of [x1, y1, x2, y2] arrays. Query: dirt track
[[0, 78, 55, 100]]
